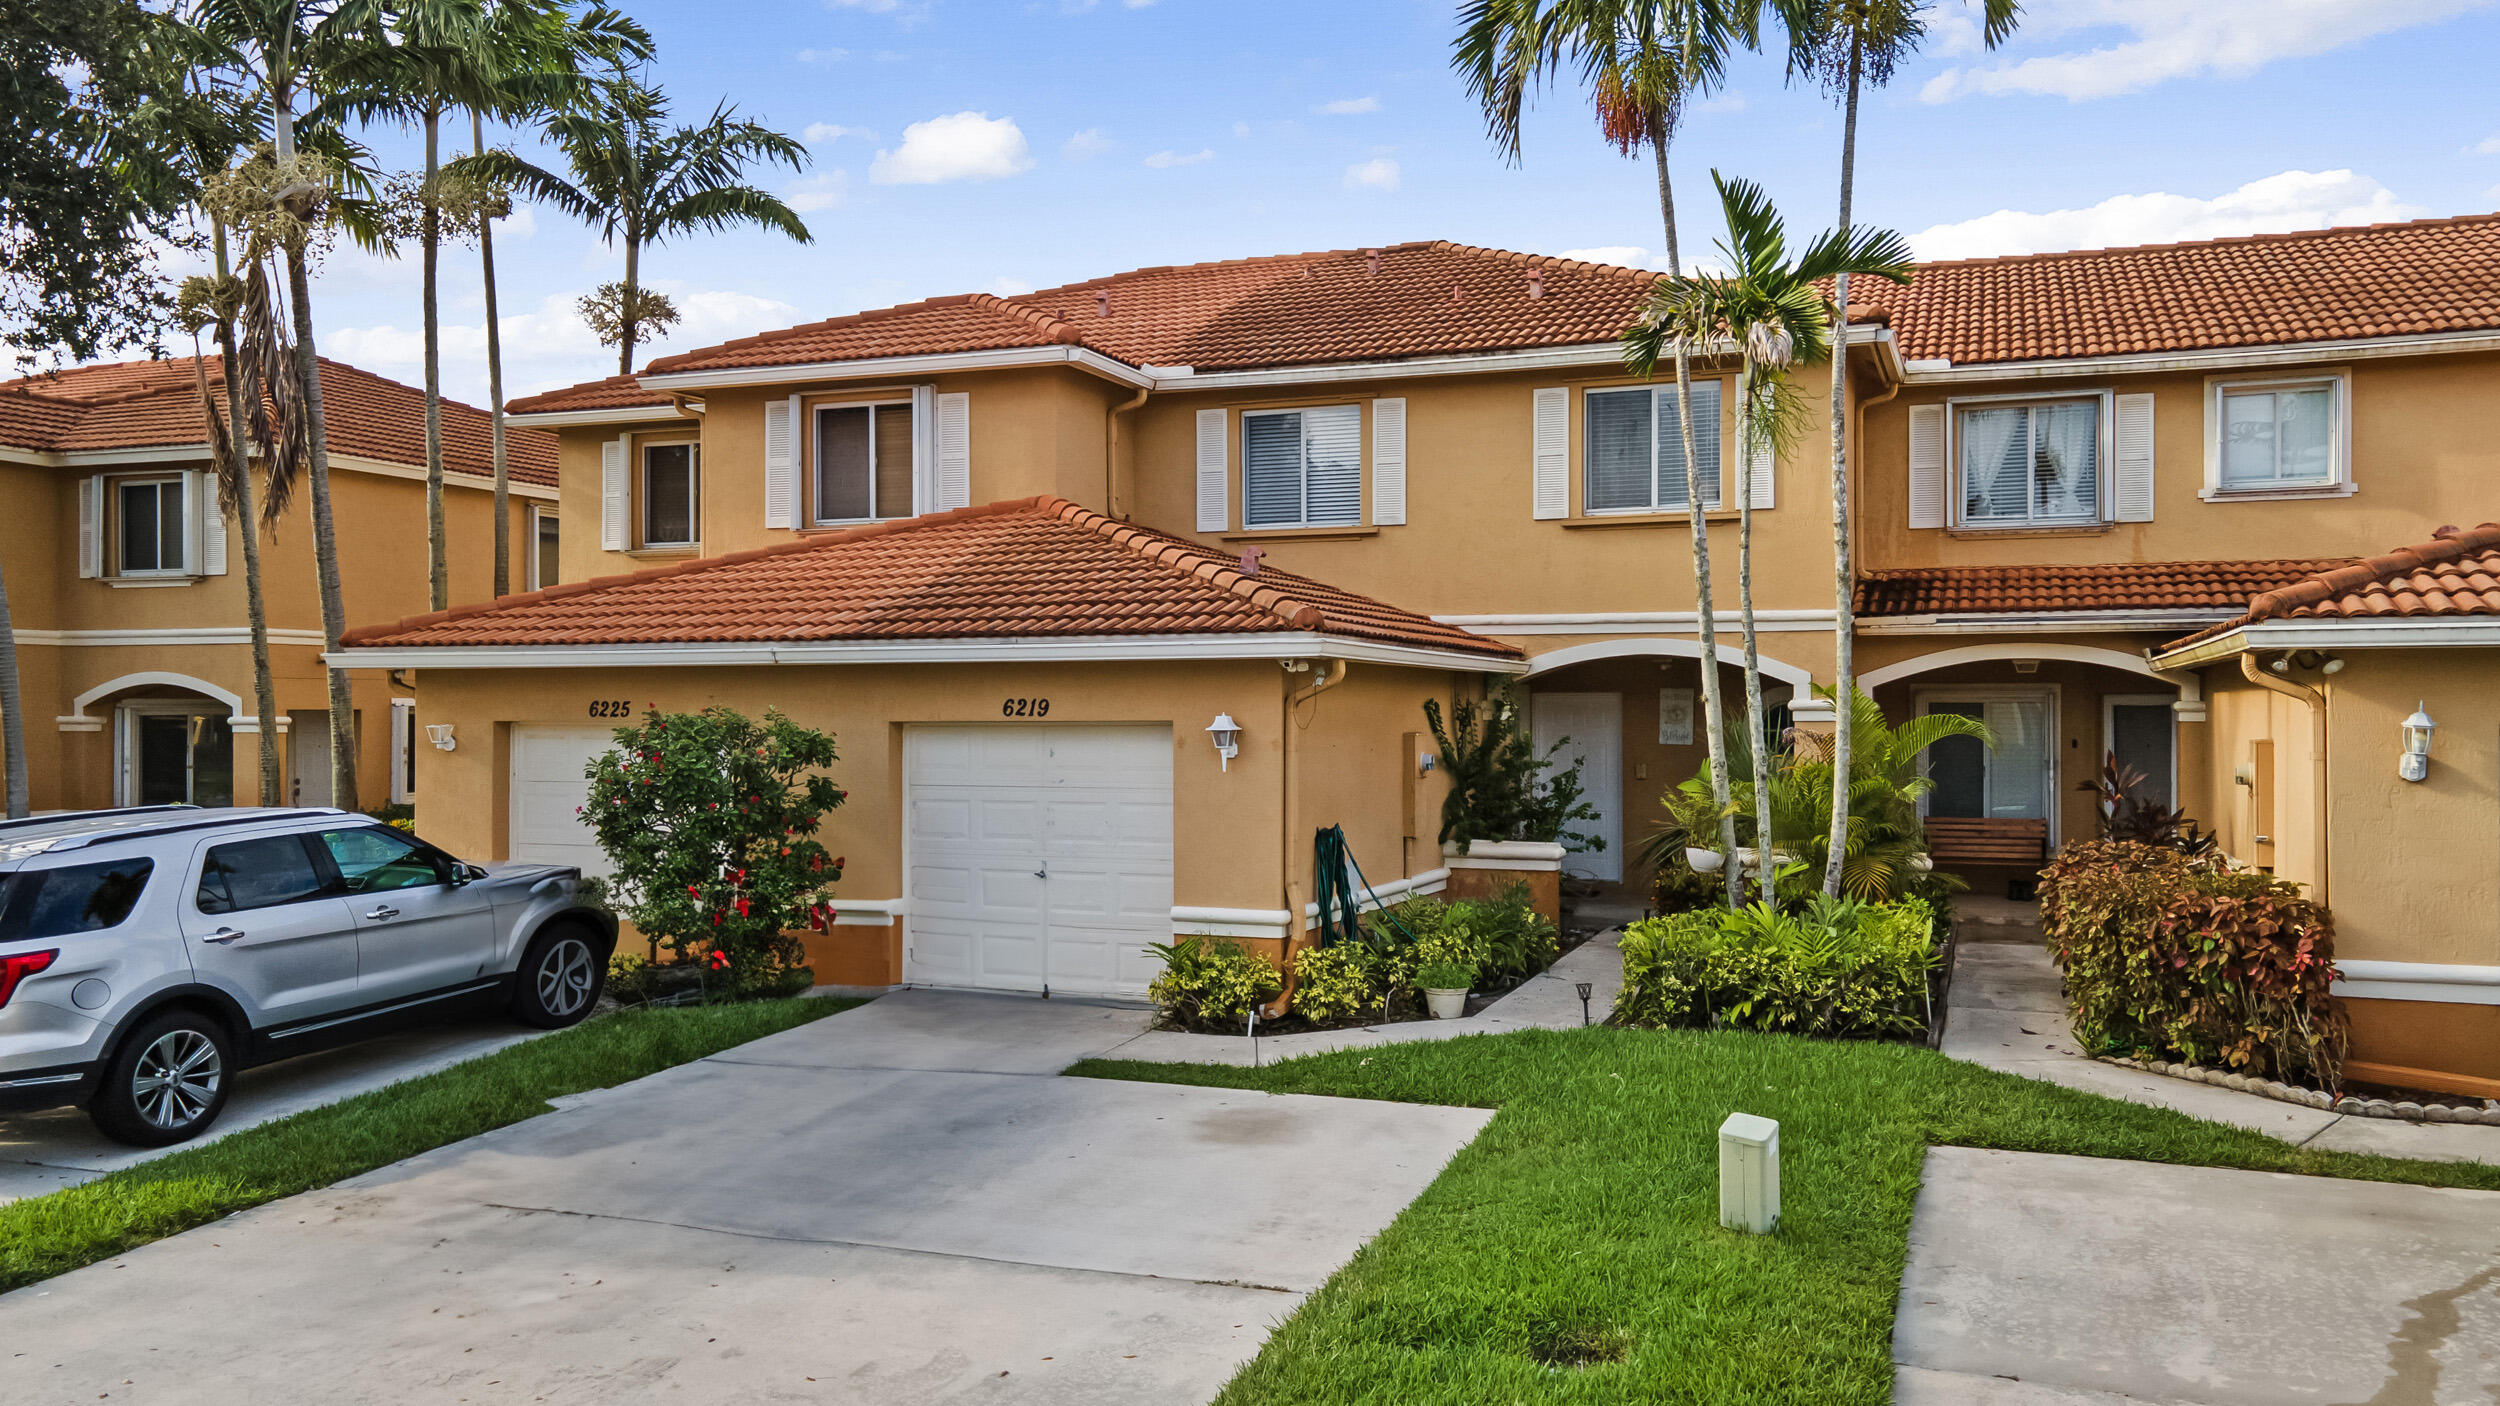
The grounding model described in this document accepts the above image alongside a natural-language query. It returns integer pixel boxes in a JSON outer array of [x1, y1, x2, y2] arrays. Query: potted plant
[[1685, 846, 1727, 874], [1416, 960, 1476, 1020]]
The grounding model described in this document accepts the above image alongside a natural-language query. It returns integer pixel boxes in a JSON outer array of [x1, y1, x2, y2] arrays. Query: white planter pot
[[1425, 988, 1468, 1020], [1909, 853, 1934, 873], [1685, 847, 1726, 874]]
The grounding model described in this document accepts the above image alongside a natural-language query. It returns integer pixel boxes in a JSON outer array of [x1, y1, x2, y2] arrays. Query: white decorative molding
[[2332, 960, 2500, 1007], [14, 627, 327, 649], [503, 403, 700, 429], [2155, 617, 2500, 669], [1445, 840, 1566, 872], [1518, 637, 1817, 691], [1439, 610, 1837, 635], [1900, 329, 2500, 384], [1856, 609, 2232, 637], [1169, 868, 1451, 941]]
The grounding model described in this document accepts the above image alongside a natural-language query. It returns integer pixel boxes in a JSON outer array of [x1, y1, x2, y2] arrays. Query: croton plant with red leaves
[[582, 706, 847, 995]]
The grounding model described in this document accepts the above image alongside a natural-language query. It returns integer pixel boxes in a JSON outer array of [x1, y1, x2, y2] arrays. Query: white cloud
[[1907, 169, 2423, 261], [1231, 120, 1252, 140], [1143, 148, 1214, 169], [1062, 128, 1112, 160], [1559, 245, 1669, 271], [868, 112, 1035, 185], [1317, 96, 1379, 115], [984, 276, 1035, 296], [1921, 0, 2493, 102], [795, 47, 848, 63], [785, 170, 849, 213], [803, 122, 871, 145], [1342, 157, 1400, 191], [494, 205, 537, 240], [2473, 133, 2500, 156]]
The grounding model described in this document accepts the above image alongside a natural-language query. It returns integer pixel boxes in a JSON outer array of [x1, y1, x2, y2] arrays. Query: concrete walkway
[[1944, 908, 2500, 1166], [1105, 926, 1624, 1066], [0, 1017, 543, 1204], [0, 989, 1489, 1406]]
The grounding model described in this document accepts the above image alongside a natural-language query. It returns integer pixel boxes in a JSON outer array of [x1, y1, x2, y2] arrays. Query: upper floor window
[[117, 477, 187, 575], [815, 401, 914, 523], [1242, 405, 1360, 529], [641, 442, 699, 548], [1957, 396, 2101, 528], [1585, 382, 1721, 514], [529, 507, 560, 590], [2209, 374, 2347, 497]]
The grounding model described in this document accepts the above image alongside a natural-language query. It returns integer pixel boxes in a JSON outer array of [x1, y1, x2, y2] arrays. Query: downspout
[[1847, 360, 1904, 610], [2239, 653, 2330, 908], [1265, 659, 1351, 1017], [1106, 385, 1149, 518]]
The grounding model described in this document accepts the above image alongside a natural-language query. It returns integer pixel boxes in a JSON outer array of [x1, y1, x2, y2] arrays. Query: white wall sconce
[[1206, 713, 1241, 772], [2399, 703, 2435, 782], [425, 723, 458, 752]]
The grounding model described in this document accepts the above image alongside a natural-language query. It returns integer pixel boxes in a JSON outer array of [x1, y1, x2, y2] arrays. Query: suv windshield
[[0, 857, 155, 940]]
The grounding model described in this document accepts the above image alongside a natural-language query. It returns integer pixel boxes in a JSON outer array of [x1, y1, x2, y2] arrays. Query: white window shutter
[[763, 398, 795, 529], [78, 475, 102, 578], [1531, 387, 1568, 520], [1195, 408, 1228, 531], [1369, 397, 1407, 526], [199, 469, 229, 576], [911, 383, 936, 511], [180, 469, 206, 575], [2114, 392, 2156, 523], [600, 435, 629, 550], [1907, 404, 1946, 529], [1747, 425, 1775, 511], [933, 392, 971, 511]]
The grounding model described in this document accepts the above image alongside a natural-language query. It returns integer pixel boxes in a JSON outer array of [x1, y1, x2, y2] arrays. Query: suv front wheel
[[510, 926, 604, 1029], [91, 1009, 235, 1147]]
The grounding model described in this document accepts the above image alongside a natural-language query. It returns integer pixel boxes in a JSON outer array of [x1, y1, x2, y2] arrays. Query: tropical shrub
[[2039, 840, 2345, 1087], [1369, 885, 1558, 989], [581, 706, 844, 997], [1146, 936, 1282, 1031], [2076, 753, 2217, 853], [1415, 960, 1478, 992], [1425, 687, 1605, 851], [1289, 942, 1382, 1023], [1614, 895, 1938, 1038]]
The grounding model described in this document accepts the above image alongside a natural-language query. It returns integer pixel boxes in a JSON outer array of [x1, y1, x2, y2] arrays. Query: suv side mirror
[[452, 862, 488, 886]]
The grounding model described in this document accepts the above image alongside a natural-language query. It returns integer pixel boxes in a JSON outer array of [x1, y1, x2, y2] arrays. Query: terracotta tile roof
[[505, 371, 690, 417], [1857, 214, 2500, 366], [1856, 560, 2345, 617], [2162, 523, 2500, 651], [340, 496, 1523, 660], [0, 356, 559, 486]]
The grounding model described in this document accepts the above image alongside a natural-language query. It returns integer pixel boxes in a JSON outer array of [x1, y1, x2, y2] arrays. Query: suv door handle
[[365, 905, 401, 921], [203, 927, 247, 945]]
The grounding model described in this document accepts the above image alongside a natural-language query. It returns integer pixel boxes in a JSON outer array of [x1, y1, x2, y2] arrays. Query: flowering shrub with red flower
[[2039, 839, 2346, 1088], [582, 706, 846, 997]]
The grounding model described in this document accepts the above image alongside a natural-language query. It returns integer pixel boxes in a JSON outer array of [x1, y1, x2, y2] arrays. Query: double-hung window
[[814, 401, 915, 523], [117, 477, 186, 575], [1956, 397, 2102, 528], [2212, 376, 2343, 495], [529, 508, 560, 590], [641, 443, 699, 548], [1241, 405, 1361, 529], [1584, 382, 1721, 513]]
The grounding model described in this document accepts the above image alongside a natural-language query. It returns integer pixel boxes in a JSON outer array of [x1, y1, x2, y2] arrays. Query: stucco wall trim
[[637, 345, 1155, 394], [334, 633, 1524, 674], [2157, 619, 2500, 669], [15, 627, 328, 648], [1859, 610, 2230, 636], [1440, 610, 1837, 634], [2335, 960, 2500, 1007], [1902, 330, 2500, 383]]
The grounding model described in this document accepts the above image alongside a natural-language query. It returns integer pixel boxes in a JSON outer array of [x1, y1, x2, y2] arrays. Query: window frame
[[1238, 403, 1364, 531], [2201, 370, 2353, 501], [1946, 389, 2114, 532], [113, 475, 189, 578], [809, 397, 917, 527], [1580, 382, 1727, 517], [638, 439, 701, 549], [527, 505, 560, 590]]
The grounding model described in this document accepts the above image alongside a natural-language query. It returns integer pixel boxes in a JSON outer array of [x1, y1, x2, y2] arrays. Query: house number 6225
[[1001, 698, 1051, 718]]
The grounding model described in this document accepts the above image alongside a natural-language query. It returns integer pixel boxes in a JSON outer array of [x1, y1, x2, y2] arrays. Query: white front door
[[508, 726, 622, 876], [290, 712, 331, 807], [904, 725, 1173, 998], [1531, 692, 1622, 882]]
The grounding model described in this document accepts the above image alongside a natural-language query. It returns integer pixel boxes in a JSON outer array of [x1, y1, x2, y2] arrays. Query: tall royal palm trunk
[[1735, 363, 1772, 897], [422, 105, 448, 611], [215, 222, 283, 805], [477, 111, 512, 598], [1657, 145, 1739, 906], [1822, 40, 1865, 896]]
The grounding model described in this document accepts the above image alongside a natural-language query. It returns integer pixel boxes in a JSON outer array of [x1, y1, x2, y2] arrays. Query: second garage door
[[508, 726, 621, 877], [904, 724, 1173, 998]]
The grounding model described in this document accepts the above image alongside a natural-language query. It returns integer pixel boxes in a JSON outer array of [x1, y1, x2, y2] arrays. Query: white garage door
[[509, 726, 621, 877], [905, 725, 1173, 998]]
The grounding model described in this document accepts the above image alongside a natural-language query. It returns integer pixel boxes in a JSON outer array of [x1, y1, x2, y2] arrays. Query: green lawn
[[0, 996, 857, 1294], [1075, 1028, 2500, 1405]]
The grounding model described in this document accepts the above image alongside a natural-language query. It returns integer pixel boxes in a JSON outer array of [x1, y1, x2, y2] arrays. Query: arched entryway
[[65, 672, 247, 808]]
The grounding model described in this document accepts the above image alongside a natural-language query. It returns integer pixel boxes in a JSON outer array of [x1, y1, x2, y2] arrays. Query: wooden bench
[[1924, 817, 2050, 868]]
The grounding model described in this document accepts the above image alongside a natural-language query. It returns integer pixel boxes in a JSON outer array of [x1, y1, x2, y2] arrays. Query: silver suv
[[0, 806, 615, 1146]]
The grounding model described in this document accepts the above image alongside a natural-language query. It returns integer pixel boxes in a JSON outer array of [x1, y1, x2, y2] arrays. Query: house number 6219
[[1001, 698, 1051, 718]]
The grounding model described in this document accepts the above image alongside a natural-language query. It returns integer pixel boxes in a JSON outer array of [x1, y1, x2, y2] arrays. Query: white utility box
[[1718, 1111, 1781, 1234]]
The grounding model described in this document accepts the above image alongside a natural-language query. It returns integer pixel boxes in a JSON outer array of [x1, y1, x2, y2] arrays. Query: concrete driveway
[[0, 990, 1490, 1405], [0, 1017, 543, 1204]]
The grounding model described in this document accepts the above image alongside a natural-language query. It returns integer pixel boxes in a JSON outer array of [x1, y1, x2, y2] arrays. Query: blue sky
[[289, 0, 2500, 407]]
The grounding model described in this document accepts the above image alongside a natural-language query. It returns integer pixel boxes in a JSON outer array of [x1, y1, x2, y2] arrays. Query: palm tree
[[1765, 0, 2021, 895], [460, 68, 812, 375], [1627, 171, 1911, 898], [1455, 0, 1756, 902]]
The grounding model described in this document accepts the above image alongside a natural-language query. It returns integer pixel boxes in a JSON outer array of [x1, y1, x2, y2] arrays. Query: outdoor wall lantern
[[425, 723, 458, 752], [1207, 713, 1242, 772], [2400, 703, 2436, 783]]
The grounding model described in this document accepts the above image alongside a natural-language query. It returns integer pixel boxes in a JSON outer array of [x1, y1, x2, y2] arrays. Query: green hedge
[[2039, 839, 2345, 1087], [1614, 897, 1937, 1038]]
